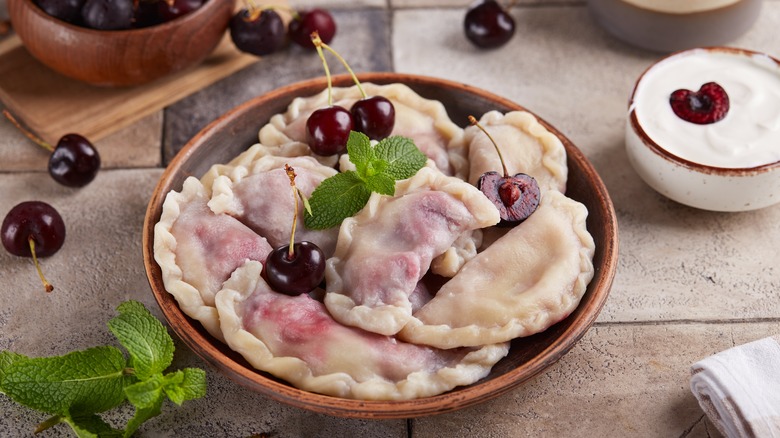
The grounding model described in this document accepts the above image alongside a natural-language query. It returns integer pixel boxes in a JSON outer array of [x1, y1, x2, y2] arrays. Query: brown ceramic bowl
[[142, 73, 619, 419], [7, 0, 234, 87]]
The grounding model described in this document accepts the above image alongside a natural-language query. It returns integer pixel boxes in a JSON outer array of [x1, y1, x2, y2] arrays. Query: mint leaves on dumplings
[[305, 131, 427, 230], [0, 301, 206, 437]]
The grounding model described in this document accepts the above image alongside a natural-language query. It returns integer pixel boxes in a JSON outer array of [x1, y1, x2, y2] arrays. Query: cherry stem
[[311, 32, 335, 106], [469, 115, 509, 178], [2, 109, 55, 153], [35, 415, 64, 434], [285, 164, 298, 259], [244, 0, 262, 21], [28, 236, 54, 293], [311, 32, 367, 99]]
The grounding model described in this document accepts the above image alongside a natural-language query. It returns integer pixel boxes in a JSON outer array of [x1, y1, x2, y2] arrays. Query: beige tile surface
[[414, 322, 779, 437], [0, 111, 162, 172]]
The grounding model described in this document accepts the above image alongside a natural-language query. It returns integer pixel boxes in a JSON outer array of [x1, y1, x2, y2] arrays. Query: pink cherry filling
[[669, 82, 730, 125]]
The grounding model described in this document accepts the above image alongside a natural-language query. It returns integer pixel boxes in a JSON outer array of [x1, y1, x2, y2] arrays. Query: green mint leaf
[[124, 396, 163, 438], [124, 374, 164, 410], [305, 171, 372, 230], [162, 368, 206, 406], [374, 136, 428, 180], [0, 351, 27, 394], [63, 413, 122, 438], [346, 131, 373, 176], [107, 301, 174, 381], [1, 346, 126, 416], [363, 172, 396, 196]]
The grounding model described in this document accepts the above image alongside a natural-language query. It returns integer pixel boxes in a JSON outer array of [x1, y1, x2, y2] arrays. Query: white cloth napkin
[[690, 335, 780, 438]]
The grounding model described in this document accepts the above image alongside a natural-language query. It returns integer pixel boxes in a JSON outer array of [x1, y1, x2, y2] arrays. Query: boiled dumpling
[[154, 177, 273, 340], [466, 110, 568, 193], [324, 166, 500, 336], [208, 155, 340, 257], [216, 261, 510, 400], [398, 190, 595, 349]]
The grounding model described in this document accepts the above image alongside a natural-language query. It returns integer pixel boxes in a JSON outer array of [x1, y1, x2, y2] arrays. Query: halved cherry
[[669, 82, 730, 125]]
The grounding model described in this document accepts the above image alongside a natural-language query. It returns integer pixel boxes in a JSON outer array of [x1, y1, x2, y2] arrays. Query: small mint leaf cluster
[[0, 300, 206, 437], [305, 131, 427, 230]]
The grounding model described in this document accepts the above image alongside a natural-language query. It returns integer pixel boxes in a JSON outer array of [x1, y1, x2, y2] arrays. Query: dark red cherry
[[133, 1, 163, 28], [49, 134, 101, 188], [351, 96, 395, 141], [2, 201, 65, 293], [230, 8, 286, 56], [289, 9, 337, 50], [2, 201, 66, 258], [306, 106, 354, 155], [157, 0, 204, 22], [464, 0, 515, 49], [478, 172, 540, 226], [264, 241, 325, 296], [81, 0, 134, 30], [34, 0, 85, 23], [669, 82, 730, 125]]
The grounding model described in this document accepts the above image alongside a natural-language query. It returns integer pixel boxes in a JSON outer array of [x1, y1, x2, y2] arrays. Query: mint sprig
[[304, 131, 427, 230], [0, 300, 207, 437]]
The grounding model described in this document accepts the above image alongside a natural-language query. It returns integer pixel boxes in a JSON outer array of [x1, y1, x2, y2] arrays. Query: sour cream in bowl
[[626, 47, 780, 212]]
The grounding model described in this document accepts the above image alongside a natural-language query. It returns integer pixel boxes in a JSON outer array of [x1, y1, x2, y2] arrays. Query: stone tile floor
[[2, 1, 780, 437]]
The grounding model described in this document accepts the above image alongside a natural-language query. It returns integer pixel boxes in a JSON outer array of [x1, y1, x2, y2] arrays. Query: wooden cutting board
[[0, 33, 259, 144]]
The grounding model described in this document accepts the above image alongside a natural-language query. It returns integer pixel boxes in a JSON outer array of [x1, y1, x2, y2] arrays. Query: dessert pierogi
[[154, 82, 596, 400], [216, 261, 509, 400], [324, 166, 500, 336]]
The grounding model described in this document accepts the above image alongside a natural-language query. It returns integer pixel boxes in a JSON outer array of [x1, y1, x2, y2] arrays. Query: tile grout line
[[594, 317, 780, 327]]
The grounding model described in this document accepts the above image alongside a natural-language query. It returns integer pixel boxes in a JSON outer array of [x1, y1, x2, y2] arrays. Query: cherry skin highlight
[[464, 0, 515, 49], [2, 201, 66, 258], [351, 96, 395, 141], [289, 9, 337, 49], [264, 242, 326, 296], [49, 134, 101, 188], [306, 106, 354, 156], [230, 8, 286, 56]]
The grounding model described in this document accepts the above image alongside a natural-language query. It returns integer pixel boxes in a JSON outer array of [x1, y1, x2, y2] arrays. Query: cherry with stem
[[2, 201, 67, 293], [3, 110, 101, 188], [263, 165, 325, 296], [470, 115, 540, 226], [311, 32, 395, 142], [230, 0, 286, 57]]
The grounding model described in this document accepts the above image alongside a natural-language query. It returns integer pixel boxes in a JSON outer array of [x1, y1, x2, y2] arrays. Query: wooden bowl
[[7, 0, 235, 87], [142, 73, 619, 418]]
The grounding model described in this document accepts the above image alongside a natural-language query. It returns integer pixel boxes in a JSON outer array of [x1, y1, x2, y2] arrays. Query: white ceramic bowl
[[626, 47, 780, 212], [587, 0, 762, 52]]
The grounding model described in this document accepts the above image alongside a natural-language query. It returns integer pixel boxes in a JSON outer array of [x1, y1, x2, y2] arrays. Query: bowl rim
[[142, 72, 619, 418], [627, 46, 780, 176], [14, 0, 225, 34]]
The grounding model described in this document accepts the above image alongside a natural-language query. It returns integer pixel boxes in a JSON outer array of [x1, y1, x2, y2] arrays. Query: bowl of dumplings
[[143, 73, 618, 418]]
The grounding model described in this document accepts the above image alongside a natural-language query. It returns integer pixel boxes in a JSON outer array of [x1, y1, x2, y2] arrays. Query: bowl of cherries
[[7, 0, 235, 86]]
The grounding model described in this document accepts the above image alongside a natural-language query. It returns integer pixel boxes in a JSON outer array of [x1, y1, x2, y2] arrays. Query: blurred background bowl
[[7, 0, 234, 87], [142, 73, 619, 418]]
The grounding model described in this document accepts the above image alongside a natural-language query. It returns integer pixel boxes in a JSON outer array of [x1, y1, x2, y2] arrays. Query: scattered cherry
[[263, 165, 326, 296], [2, 201, 66, 293], [3, 110, 100, 188], [230, 6, 286, 57], [309, 31, 395, 148], [81, 0, 134, 30], [464, 0, 515, 49], [34, 0, 85, 24], [669, 82, 730, 125], [470, 115, 540, 225], [289, 9, 337, 50]]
